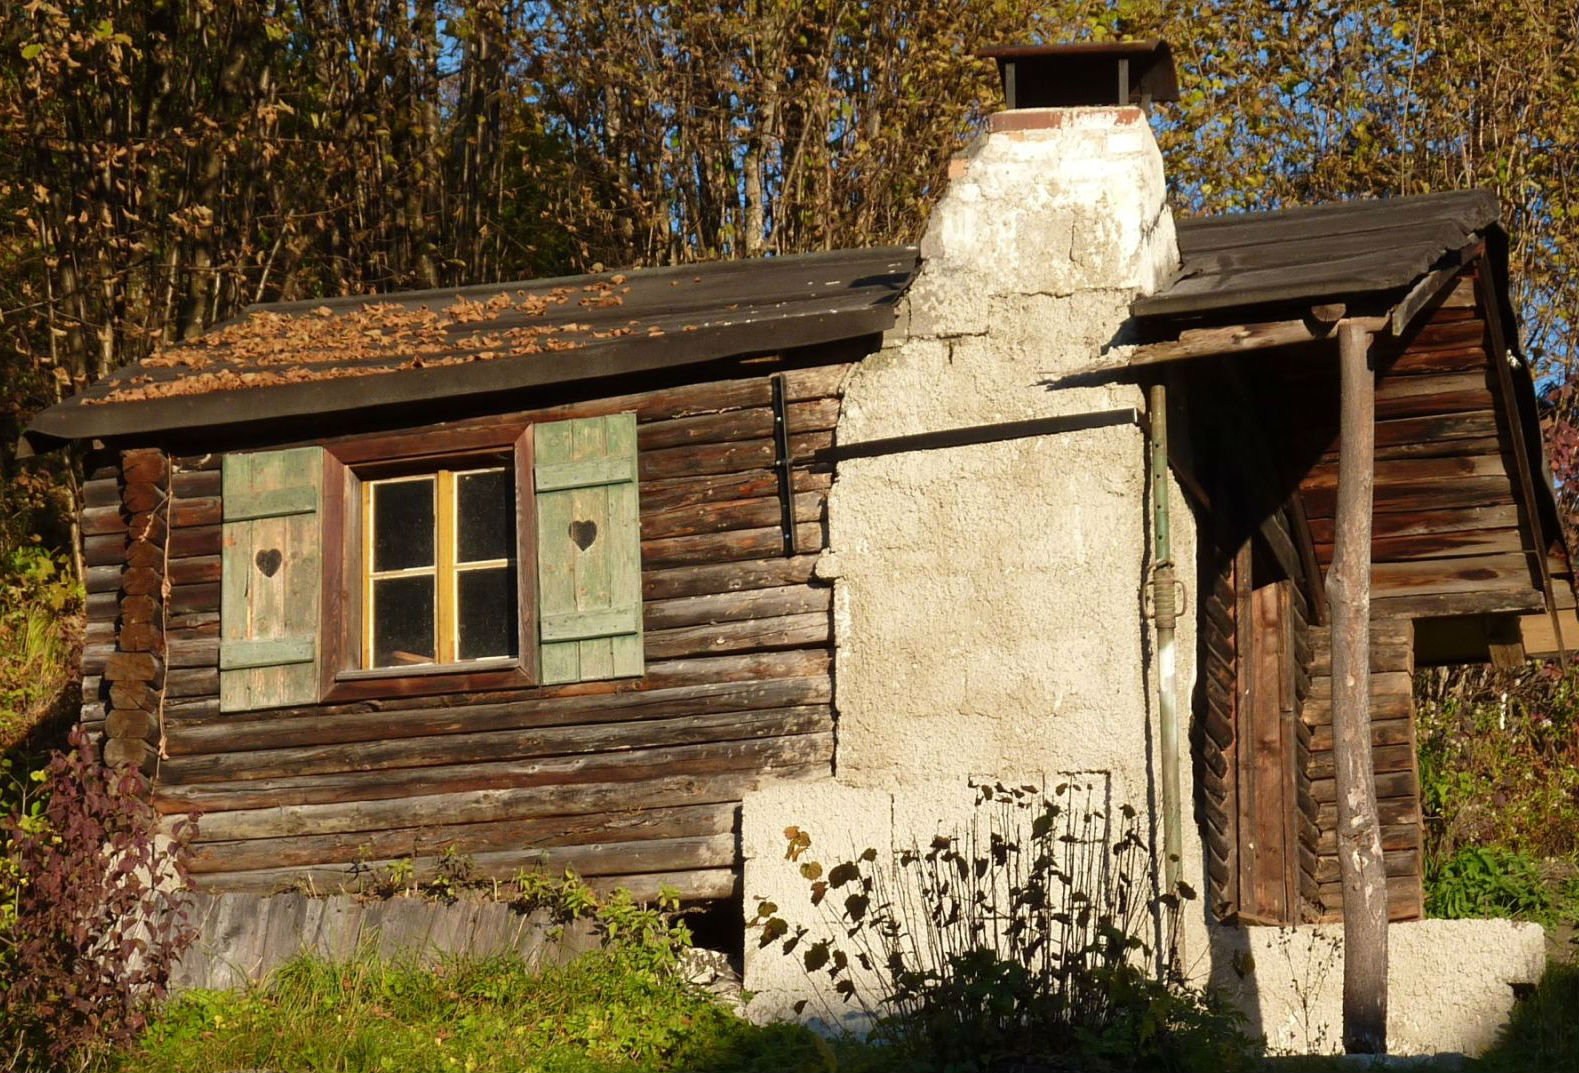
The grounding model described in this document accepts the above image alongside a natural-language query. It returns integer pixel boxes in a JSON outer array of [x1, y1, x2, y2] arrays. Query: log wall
[[111, 362, 849, 899], [1303, 618, 1424, 922]]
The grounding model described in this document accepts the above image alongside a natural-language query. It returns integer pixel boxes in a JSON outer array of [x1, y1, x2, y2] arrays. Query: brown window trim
[[318, 426, 539, 703]]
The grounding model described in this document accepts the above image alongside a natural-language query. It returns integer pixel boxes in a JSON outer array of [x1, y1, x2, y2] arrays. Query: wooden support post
[[1330, 321, 1389, 1054]]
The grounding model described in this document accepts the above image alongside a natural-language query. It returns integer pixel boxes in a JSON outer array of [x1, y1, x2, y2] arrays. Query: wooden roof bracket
[[1471, 257, 1568, 663], [1388, 238, 1487, 338], [1115, 311, 1388, 371]]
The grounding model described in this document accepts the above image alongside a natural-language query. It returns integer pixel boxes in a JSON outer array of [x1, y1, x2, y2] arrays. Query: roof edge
[[25, 301, 898, 450]]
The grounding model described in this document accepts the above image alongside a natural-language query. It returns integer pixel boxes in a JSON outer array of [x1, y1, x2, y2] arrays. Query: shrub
[[752, 781, 1260, 1073], [0, 547, 80, 749], [0, 727, 196, 1071], [1416, 663, 1579, 860], [1424, 845, 1564, 923]]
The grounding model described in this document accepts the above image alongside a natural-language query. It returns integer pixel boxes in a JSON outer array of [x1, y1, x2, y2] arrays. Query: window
[[216, 412, 646, 711], [363, 466, 518, 669]]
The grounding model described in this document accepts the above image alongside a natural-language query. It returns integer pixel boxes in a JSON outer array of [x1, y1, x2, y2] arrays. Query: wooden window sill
[[322, 661, 534, 702]]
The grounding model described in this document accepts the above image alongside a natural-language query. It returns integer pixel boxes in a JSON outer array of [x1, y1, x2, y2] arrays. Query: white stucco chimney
[[901, 42, 1181, 350], [740, 41, 1197, 1026]]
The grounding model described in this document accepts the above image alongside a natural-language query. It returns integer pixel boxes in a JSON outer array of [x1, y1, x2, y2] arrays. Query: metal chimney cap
[[976, 40, 1179, 110]]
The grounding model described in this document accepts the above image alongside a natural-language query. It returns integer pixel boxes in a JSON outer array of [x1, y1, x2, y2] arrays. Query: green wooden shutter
[[220, 446, 324, 711], [535, 413, 643, 684]]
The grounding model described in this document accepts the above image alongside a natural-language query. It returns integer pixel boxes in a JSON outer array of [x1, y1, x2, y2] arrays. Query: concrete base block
[[1206, 918, 1546, 1056]]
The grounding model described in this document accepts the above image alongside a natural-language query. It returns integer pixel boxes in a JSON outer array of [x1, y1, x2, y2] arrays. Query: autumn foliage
[[0, 729, 196, 1070]]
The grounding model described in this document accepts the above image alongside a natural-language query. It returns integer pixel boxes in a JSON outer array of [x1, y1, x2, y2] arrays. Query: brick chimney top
[[977, 41, 1177, 111]]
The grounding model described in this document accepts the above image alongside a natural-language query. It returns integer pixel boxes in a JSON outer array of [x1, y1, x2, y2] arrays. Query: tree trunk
[[1330, 320, 1388, 1054]]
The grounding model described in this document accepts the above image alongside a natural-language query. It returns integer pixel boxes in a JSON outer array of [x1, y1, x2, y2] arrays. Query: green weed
[[0, 547, 80, 748], [1425, 847, 1563, 923], [121, 948, 884, 1073]]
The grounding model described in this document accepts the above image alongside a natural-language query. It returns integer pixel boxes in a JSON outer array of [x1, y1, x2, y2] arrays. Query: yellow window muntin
[[362, 466, 512, 668]]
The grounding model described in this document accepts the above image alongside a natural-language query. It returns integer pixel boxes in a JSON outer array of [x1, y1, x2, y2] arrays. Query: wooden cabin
[[27, 249, 917, 898], [22, 186, 1569, 942], [25, 40, 1565, 1053]]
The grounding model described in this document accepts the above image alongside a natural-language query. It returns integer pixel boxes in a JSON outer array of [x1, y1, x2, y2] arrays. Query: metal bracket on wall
[[770, 373, 798, 557]]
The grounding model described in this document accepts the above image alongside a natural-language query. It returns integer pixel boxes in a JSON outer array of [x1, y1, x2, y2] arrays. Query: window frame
[[361, 466, 518, 670], [319, 425, 539, 703]]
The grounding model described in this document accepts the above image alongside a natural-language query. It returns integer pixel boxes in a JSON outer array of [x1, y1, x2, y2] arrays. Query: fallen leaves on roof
[[84, 284, 621, 405]]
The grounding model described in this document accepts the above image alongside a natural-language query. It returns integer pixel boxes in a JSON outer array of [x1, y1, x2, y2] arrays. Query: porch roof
[[1134, 189, 1500, 320]]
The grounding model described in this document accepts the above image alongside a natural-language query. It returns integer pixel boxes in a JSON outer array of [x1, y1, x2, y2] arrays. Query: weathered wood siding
[[1294, 273, 1543, 619], [171, 891, 601, 992], [1198, 503, 1319, 924], [117, 363, 847, 899]]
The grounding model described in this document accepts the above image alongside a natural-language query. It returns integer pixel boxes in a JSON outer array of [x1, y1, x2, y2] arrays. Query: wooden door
[[1235, 544, 1302, 924]]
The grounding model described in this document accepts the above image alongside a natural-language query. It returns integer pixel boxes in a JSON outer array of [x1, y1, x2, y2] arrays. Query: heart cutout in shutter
[[255, 548, 283, 577], [568, 520, 598, 551]]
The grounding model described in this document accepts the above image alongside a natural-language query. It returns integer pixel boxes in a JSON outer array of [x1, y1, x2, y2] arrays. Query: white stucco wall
[[823, 107, 1183, 803], [738, 104, 1545, 1056]]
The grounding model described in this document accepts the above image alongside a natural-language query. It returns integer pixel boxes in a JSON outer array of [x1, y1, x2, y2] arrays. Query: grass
[[118, 954, 1579, 1073], [118, 948, 891, 1073], [80, 922, 1579, 1073], [1473, 961, 1579, 1072]]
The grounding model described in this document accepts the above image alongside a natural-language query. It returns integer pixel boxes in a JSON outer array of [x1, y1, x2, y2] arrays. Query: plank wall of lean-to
[[1294, 273, 1543, 620], [1198, 501, 1319, 925], [144, 363, 847, 900]]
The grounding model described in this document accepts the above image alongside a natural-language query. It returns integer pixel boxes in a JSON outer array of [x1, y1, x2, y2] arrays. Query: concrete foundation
[[1207, 920, 1545, 1056]]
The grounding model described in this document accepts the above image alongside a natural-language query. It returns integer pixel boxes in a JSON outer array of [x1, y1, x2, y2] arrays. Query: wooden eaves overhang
[[22, 246, 920, 455], [1118, 189, 1576, 663]]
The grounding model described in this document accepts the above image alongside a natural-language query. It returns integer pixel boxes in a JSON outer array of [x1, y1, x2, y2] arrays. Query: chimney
[[978, 41, 1178, 112], [904, 40, 1180, 345]]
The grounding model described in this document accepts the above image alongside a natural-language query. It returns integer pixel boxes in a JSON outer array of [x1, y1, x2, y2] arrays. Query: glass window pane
[[372, 478, 435, 572], [373, 575, 435, 666], [457, 566, 517, 660], [457, 468, 514, 564]]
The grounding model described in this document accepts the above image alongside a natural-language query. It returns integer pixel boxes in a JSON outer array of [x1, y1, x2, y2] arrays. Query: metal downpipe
[[1148, 381, 1184, 900]]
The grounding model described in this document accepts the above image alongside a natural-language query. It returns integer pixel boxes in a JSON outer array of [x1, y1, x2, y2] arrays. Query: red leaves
[[1, 728, 197, 1067]]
